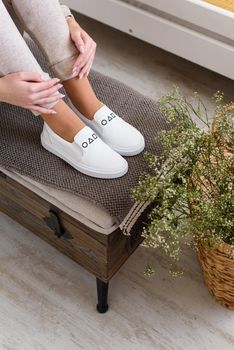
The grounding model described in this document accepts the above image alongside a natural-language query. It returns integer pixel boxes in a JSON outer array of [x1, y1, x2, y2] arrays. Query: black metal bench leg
[[96, 278, 109, 313]]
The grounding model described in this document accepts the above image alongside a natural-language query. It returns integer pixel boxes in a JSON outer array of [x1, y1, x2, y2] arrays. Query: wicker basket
[[195, 109, 234, 309], [197, 242, 234, 309]]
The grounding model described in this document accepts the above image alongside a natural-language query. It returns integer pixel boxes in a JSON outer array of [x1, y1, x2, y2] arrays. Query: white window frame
[[64, 0, 234, 79]]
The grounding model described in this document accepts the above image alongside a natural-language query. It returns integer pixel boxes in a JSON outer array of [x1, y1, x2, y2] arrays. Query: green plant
[[132, 89, 234, 276]]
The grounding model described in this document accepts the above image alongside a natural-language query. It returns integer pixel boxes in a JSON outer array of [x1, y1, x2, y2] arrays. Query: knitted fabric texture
[[0, 38, 167, 233]]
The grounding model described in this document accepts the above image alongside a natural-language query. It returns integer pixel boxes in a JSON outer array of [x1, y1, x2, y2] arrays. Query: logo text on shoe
[[82, 133, 98, 149], [101, 113, 116, 126]]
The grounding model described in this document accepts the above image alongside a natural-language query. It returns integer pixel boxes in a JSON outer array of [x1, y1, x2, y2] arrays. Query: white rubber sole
[[41, 137, 128, 179]]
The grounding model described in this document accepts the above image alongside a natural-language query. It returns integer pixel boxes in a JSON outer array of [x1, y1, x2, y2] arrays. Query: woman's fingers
[[73, 49, 90, 73], [79, 53, 94, 78], [30, 78, 61, 93], [85, 66, 92, 78], [78, 50, 93, 78], [33, 83, 63, 100], [17, 71, 46, 82], [85, 69, 91, 77], [35, 93, 65, 105], [72, 28, 85, 54], [70, 25, 97, 77], [29, 105, 57, 115], [72, 40, 93, 72], [0, 72, 62, 114]]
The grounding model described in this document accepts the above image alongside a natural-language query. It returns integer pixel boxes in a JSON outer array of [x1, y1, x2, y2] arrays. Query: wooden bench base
[[0, 170, 145, 313]]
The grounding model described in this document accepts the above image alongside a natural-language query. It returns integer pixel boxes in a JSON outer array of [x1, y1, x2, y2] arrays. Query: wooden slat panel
[[107, 232, 144, 280], [0, 179, 107, 259], [0, 174, 145, 282], [0, 191, 109, 280], [0, 175, 110, 279], [1, 176, 108, 245]]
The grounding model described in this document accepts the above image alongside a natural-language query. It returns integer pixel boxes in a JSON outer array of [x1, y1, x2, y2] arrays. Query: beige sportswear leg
[[2, 0, 23, 34], [0, 0, 47, 78], [11, 0, 78, 81], [0, 0, 58, 113]]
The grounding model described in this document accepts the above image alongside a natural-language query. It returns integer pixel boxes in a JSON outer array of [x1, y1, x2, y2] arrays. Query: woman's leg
[[0, 1, 48, 84], [0, 1, 129, 179], [63, 77, 103, 120], [11, 0, 78, 82], [43, 100, 85, 142], [0, 0, 85, 142], [11, 0, 103, 119]]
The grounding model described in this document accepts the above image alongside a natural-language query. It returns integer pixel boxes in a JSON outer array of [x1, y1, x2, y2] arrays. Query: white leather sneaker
[[76, 105, 145, 156], [40, 123, 128, 179]]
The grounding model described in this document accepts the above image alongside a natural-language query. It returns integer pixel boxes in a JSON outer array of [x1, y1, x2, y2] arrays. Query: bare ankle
[[40, 100, 85, 142], [63, 77, 104, 119], [85, 100, 104, 120]]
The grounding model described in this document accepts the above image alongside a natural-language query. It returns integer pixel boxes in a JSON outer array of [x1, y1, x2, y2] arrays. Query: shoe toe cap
[[82, 143, 128, 177], [110, 127, 145, 155]]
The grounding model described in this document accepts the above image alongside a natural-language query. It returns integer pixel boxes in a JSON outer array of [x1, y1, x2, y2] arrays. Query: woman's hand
[[67, 17, 97, 79], [0, 72, 64, 114]]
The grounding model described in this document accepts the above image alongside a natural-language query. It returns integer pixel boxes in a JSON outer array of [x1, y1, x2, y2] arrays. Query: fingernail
[[79, 74, 83, 80], [72, 70, 78, 78], [60, 94, 66, 98], [72, 67, 77, 73], [79, 45, 85, 53], [57, 84, 63, 88], [55, 78, 60, 83], [50, 110, 57, 114]]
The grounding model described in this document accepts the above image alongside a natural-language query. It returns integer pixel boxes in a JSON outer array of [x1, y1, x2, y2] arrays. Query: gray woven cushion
[[0, 36, 167, 228]]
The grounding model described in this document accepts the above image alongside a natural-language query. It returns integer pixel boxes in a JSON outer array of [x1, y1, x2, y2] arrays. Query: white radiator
[[63, 0, 234, 79]]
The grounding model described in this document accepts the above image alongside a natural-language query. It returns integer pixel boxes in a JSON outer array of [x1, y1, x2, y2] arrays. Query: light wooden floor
[[0, 13, 234, 350]]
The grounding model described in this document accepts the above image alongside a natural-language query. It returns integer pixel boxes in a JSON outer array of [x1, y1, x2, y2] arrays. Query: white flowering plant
[[132, 89, 234, 276]]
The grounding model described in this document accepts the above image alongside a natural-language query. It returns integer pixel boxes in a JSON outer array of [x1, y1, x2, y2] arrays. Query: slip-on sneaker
[[40, 122, 128, 179], [76, 105, 145, 156]]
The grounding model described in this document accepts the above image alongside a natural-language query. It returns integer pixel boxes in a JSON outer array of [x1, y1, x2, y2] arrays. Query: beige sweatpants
[[0, 0, 79, 112]]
